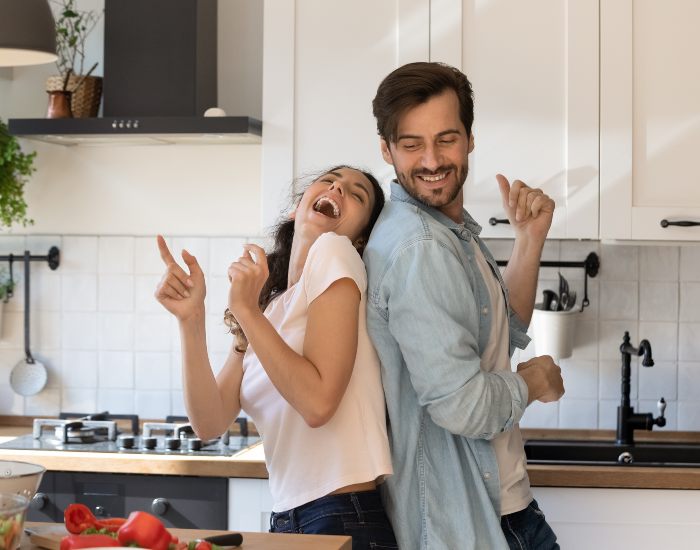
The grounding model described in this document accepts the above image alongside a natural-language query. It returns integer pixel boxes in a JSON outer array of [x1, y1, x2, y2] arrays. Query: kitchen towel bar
[[495, 252, 599, 310], [1, 247, 60, 302]]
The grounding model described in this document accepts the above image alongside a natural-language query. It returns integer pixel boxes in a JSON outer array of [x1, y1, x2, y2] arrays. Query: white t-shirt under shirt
[[239, 232, 393, 513], [472, 241, 533, 516]]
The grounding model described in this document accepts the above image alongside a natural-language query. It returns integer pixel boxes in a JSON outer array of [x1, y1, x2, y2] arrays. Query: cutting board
[[24, 522, 352, 550]]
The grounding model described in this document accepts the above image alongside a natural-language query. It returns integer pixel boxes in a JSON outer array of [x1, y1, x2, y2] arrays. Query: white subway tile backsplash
[[36, 312, 61, 350], [677, 401, 700, 431], [96, 388, 134, 414], [637, 361, 677, 400], [134, 313, 172, 351], [572, 320, 598, 360], [520, 401, 559, 429], [680, 246, 700, 282], [639, 282, 678, 322], [678, 323, 700, 361], [62, 387, 97, 412], [98, 275, 134, 312], [599, 281, 638, 321], [207, 315, 234, 355], [559, 398, 598, 428], [98, 351, 134, 389], [25, 388, 60, 416], [639, 246, 679, 281], [61, 274, 97, 312], [135, 390, 171, 419], [61, 312, 98, 350], [172, 238, 210, 274], [209, 238, 246, 278], [61, 350, 98, 388], [97, 313, 134, 350], [61, 237, 98, 274], [600, 244, 638, 281], [207, 276, 230, 317], [598, 400, 618, 430], [677, 362, 700, 401], [134, 275, 163, 313], [171, 390, 186, 417], [0, 236, 27, 255], [679, 283, 700, 323], [0, 384, 24, 414], [135, 236, 166, 275], [98, 237, 134, 274], [599, 322, 638, 360], [134, 352, 171, 390], [559, 359, 598, 398]]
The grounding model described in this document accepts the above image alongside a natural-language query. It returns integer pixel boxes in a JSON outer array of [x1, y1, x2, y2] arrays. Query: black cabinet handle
[[30, 493, 48, 511], [660, 219, 700, 228], [489, 217, 510, 226], [151, 498, 170, 516]]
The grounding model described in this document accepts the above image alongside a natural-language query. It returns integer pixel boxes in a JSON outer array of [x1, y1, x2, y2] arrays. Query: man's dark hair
[[372, 61, 475, 144]]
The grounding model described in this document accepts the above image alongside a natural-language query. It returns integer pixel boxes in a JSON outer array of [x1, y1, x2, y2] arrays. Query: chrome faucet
[[617, 331, 666, 445]]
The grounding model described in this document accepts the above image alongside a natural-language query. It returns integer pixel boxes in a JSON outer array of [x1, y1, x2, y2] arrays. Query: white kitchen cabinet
[[428, 0, 599, 239], [533, 487, 700, 549], [600, 0, 700, 241], [261, 0, 430, 228], [228, 477, 272, 532]]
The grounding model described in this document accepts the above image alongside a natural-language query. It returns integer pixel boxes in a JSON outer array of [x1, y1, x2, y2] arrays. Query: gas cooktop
[[0, 412, 259, 457]]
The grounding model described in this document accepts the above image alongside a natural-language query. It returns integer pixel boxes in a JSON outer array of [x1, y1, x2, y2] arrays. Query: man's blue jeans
[[269, 489, 398, 550], [501, 499, 560, 550]]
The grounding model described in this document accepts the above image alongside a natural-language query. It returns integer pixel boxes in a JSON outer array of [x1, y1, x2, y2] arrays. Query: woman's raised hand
[[227, 244, 269, 318], [154, 235, 206, 321]]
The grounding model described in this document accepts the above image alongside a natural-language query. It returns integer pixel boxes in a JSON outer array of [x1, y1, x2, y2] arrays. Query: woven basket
[[46, 74, 103, 118]]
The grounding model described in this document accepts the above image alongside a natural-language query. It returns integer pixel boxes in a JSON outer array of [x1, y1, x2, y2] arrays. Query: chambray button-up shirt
[[364, 183, 530, 550]]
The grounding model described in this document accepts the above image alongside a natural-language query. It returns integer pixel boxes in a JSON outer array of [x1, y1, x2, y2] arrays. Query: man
[[364, 61, 564, 549]]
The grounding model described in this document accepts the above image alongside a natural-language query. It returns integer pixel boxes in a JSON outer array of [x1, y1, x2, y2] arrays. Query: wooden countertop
[[22, 522, 351, 550], [3, 424, 700, 489]]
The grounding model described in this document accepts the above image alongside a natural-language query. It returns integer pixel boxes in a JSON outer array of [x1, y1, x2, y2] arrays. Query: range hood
[[9, 0, 261, 146]]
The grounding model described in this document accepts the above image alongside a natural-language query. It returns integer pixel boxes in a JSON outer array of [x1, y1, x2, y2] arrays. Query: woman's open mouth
[[313, 196, 341, 219]]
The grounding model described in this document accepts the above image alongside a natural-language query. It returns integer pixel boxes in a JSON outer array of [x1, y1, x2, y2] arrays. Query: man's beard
[[396, 162, 469, 209]]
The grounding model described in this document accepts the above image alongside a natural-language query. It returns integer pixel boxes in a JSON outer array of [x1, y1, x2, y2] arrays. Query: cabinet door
[[429, 0, 599, 239], [261, 0, 430, 227], [601, 0, 700, 240]]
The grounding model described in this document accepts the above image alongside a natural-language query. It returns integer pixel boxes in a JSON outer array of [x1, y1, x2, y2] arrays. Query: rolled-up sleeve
[[376, 239, 527, 439]]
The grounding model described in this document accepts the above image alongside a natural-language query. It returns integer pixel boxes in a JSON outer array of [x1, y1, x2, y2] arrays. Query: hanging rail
[[0, 247, 60, 301], [495, 252, 599, 310]]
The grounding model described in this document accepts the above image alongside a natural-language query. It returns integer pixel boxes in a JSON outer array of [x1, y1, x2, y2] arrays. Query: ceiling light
[[0, 0, 57, 67]]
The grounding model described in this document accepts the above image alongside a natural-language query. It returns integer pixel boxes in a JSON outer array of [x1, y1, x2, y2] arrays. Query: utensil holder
[[531, 308, 580, 359]]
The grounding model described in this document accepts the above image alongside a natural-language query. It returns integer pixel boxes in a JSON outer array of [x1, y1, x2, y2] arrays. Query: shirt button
[[483, 472, 491, 480], [482, 307, 488, 315]]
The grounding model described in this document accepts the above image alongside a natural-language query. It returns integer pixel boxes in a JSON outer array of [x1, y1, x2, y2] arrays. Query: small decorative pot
[[46, 74, 103, 118]]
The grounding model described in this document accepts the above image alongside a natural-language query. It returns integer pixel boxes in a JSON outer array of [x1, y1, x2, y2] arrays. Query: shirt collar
[[389, 181, 482, 239]]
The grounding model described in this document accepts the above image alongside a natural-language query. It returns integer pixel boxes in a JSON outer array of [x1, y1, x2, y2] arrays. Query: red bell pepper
[[64, 503, 127, 534], [117, 511, 172, 550], [60, 534, 122, 550]]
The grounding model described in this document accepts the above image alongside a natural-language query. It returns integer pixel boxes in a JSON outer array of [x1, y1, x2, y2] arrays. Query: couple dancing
[[156, 62, 564, 550]]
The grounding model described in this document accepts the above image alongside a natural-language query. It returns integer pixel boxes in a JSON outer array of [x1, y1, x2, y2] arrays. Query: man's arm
[[496, 174, 555, 325]]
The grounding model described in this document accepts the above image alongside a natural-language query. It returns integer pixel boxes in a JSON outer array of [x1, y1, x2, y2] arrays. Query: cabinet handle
[[489, 217, 510, 226], [660, 219, 700, 228], [30, 493, 48, 511], [151, 498, 170, 516]]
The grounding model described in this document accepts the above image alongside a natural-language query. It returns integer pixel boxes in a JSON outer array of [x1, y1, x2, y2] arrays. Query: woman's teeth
[[313, 196, 340, 218]]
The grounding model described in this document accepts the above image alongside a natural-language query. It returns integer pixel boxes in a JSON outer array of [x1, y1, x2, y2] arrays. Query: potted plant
[[46, 0, 103, 118], [0, 119, 34, 229]]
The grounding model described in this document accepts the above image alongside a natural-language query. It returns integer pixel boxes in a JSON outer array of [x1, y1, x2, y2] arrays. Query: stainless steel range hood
[[8, 0, 262, 146]]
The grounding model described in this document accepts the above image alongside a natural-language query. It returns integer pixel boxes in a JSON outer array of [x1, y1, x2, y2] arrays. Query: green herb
[[51, 0, 103, 78], [0, 118, 34, 228]]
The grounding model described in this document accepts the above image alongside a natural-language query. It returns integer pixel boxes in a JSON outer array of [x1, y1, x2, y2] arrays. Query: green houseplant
[[0, 119, 34, 228], [47, 0, 103, 117]]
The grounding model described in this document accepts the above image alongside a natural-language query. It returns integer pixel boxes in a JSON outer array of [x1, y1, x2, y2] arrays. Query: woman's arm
[[234, 277, 360, 428]]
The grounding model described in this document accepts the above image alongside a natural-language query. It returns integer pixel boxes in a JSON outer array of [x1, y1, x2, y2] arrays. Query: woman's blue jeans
[[269, 489, 398, 550]]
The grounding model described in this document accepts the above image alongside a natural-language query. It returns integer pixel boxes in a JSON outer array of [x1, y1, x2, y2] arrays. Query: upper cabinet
[[429, 0, 600, 239], [600, 0, 700, 241]]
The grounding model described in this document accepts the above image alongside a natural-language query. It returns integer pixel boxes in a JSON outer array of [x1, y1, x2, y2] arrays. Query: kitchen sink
[[524, 439, 700, 467]]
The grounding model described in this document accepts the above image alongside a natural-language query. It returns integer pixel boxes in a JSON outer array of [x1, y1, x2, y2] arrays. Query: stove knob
[[118, 435, 135, 449], [94, 506, 106, 517], [187, 438, 203, 451], [151, 498, 170, 516], [142, 436, 157, 450], [30, 493, 48, 511], [165, 437, 181, 451]]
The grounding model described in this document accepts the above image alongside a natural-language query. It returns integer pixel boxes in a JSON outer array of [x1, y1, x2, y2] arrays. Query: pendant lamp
[[0, 0, 57, 67]]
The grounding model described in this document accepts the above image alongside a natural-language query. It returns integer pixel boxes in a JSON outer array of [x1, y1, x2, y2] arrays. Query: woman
[[155, 166, 397, 549]]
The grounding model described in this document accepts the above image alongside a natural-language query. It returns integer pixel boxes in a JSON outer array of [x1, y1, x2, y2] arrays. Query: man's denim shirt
[[364, 183, 531, 550]]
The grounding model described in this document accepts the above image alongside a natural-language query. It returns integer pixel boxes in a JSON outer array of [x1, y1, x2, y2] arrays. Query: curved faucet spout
[[639, 339, 653, 367]]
